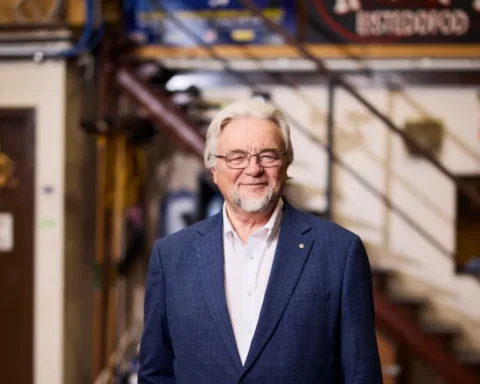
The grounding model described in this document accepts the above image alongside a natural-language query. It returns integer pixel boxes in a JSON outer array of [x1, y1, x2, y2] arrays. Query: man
[[139, 100, 382, 383]]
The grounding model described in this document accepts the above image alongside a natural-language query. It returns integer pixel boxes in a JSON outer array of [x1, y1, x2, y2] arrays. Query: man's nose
[[245, 154, 263, 176]]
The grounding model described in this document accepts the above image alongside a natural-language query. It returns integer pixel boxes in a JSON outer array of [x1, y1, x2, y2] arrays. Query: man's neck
[[225, 201, 278, 243]]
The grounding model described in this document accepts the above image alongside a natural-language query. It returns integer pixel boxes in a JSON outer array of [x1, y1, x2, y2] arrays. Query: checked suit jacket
[[139, 201, 383, 384]]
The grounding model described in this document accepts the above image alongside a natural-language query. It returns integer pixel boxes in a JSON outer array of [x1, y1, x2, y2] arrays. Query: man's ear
[[211, 168, 217, 185]]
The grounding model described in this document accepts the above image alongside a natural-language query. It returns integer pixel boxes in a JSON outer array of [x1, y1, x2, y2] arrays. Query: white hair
[[204, 99, 294, 169]]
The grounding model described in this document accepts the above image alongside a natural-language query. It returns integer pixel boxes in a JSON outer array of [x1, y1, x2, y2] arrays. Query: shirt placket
[[242, 235, 261, 342]]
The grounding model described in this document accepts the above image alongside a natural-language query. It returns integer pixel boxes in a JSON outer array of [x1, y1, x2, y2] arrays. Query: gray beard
[[233, 185, 275, 213]]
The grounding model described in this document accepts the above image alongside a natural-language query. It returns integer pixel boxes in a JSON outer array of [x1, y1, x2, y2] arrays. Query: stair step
[[456, 350, 480, 376], [421, 323, 460, 349], [371, 267, 395, 291], [388, 295, 427, 320]]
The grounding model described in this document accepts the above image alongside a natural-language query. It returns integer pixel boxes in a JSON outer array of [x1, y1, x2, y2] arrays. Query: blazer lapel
[[243, 203, 313, 372], [194, 214, 243, 371]]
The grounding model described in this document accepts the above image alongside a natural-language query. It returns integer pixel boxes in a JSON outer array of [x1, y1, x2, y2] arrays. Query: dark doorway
[[455, 176, 480, 275], [0, 109, 35, 384]]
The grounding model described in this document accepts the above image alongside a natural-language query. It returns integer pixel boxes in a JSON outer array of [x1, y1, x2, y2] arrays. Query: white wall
[[387, 88, 480, 336], [0, 61, 66, 384]]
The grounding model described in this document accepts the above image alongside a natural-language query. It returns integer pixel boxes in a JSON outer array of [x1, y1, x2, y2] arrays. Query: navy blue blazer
[[139, 202, 382, 384]]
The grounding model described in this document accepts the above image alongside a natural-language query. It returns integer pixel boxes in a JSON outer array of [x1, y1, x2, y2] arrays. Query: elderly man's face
[[212, 117, 288, 213]]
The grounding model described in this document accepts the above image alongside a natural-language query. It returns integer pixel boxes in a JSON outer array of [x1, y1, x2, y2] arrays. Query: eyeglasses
[[215, 150, 285, 169]]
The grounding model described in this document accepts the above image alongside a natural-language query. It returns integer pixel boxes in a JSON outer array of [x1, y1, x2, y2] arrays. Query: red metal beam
[[115, 66, 205, 160]]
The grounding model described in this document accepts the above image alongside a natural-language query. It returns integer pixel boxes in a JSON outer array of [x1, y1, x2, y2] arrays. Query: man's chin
[[233, 186, 277, 213], [241, 191, 267, 200], [235, 196, 273, 213]]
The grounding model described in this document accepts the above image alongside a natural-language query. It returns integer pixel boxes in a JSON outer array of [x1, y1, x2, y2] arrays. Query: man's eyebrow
[[259, 147, 282, 152], [226, 148, 282, 154], [227, 149, 248, 154]]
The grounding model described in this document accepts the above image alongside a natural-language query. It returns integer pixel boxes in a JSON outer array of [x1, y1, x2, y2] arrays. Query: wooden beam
[[135, 44, 480, 60], [66, 0, 85, 26], [0, 0, 66, 24]]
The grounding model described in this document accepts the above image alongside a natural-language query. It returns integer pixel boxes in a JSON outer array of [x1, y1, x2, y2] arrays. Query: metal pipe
[[238, 0, 480, 207], [92, 36, 110, 382], [325, 79, 335, 221], [115, 66, 205, 160]]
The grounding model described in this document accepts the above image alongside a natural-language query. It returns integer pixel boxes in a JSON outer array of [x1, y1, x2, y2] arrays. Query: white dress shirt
[[223, 198, 283, 365]]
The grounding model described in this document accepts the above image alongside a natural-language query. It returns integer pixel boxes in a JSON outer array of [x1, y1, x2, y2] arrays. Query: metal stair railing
[[239, 0, 480, 208]]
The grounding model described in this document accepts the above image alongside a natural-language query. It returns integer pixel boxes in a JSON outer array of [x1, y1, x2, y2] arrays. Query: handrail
[[147, 2, 453, 261], [238, 0, 480, 208], [307, 12, 480, 169]]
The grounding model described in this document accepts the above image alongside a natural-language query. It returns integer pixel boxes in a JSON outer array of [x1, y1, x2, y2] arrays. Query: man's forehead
[[220, 118, 281, 137], [217, 131, 282, 150]]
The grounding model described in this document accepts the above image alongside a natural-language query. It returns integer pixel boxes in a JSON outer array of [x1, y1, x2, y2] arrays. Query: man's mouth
[[241, 183, 268, 190]]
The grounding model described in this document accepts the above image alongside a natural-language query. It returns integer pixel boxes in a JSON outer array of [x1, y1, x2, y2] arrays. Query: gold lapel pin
[[299, 243, 304, 249]]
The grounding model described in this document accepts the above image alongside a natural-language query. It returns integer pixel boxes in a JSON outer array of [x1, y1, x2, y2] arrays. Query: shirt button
[[248, 254, 254, 260], [247, 290, 252, 296]]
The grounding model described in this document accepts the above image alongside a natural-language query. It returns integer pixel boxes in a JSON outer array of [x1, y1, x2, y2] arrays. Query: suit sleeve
[[138, 242, 175, 384], [340, 236, 383, 384]]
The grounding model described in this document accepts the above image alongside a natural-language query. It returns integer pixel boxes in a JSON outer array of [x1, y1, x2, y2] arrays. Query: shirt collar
[[223, 198, 284, 242]]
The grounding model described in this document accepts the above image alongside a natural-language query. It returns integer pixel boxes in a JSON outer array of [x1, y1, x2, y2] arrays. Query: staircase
[[372, 267, 480, 382]]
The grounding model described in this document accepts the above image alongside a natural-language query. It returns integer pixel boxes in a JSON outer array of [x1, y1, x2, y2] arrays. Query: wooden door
[[0, 109, 35, 384]]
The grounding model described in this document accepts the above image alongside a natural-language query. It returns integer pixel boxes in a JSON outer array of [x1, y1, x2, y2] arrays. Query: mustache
[[239, 182, 269, 185]]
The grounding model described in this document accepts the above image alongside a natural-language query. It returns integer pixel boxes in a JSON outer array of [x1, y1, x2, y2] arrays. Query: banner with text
[[125, 0, 297, 46], [306, 0, 480, 44]]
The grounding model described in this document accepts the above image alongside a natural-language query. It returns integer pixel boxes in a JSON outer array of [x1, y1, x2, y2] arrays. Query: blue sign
[[125, 0, 297, 46]]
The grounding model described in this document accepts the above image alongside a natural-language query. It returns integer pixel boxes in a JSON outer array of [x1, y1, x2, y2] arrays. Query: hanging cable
[[58, 0, 95, 57]]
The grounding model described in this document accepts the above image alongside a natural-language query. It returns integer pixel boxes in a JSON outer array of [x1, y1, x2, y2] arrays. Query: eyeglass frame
[[215, 149, 286, 169]]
